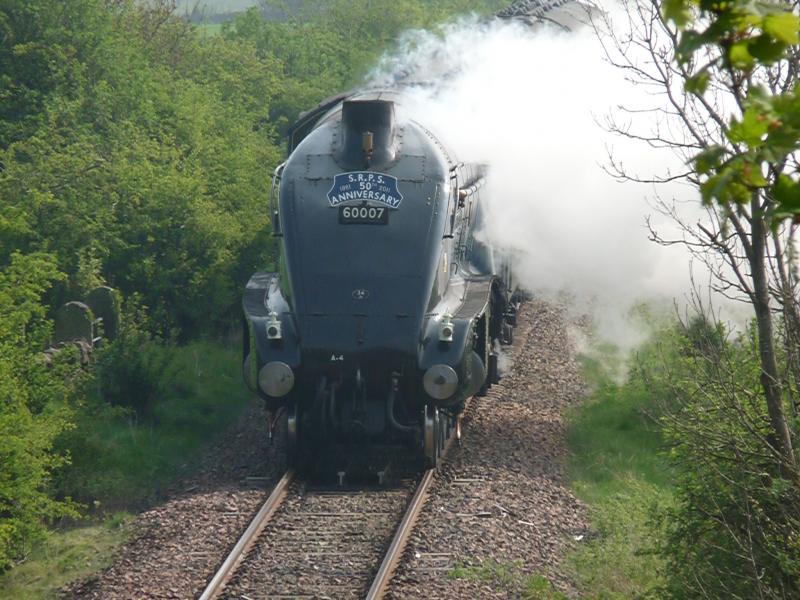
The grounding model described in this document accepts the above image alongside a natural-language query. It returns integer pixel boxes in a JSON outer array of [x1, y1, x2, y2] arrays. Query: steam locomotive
[[242, 89, 517, 468]]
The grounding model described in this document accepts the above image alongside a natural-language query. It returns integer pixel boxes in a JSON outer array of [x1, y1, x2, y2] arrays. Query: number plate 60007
[[338, 205, 389, 225]]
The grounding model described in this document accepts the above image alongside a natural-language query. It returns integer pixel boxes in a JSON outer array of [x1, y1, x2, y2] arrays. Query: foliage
[[94, 297, 170, 418], [600, 1, 800, 592], [650, 319, 800, 598], [0, 0, 275, 566], [661, 0, 800, 220], [0, 0, 282, 335], [570, 318, 800, 598], [602, 0, 797, 471], [0, 253, 81, 571]]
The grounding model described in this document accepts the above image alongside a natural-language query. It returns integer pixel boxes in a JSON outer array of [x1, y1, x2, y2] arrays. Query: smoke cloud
[[369, 5, 711, 349]]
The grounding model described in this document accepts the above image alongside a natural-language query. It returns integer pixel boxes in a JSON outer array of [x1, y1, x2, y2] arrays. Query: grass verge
[[565, 351, 672, 598], [0, 341, 251, 598], [0, 513, 133, 599], [56, 341, 252, 508], [59, 342, 250, 508], [448, 560, 568, 599]]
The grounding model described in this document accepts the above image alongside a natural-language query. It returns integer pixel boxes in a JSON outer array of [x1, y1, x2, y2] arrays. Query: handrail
[[270, 162, 286, 237], [458, 176, 486, 203]]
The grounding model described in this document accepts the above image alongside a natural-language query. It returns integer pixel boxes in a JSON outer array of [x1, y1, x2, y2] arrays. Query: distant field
[[197, 21, 225, 35], [178, 0, 258, 12]]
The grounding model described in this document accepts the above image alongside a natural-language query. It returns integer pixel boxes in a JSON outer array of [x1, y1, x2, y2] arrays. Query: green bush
[[575, 317, 800, 598], [94, 298, 171, 419], [0, 254, 81, 571], [652, 322, 800, 599]]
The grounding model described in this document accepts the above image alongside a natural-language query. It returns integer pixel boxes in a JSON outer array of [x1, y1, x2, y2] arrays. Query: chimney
[[338, 100, 396, 169]]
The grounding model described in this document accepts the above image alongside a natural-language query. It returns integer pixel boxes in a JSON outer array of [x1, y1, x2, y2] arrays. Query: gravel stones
[[385, 300, 588, 598], [221, 483, 415, 599]]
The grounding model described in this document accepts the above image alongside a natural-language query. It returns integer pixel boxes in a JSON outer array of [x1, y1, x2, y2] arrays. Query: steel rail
[[365, 467, 435, 600], [366, 412, 463, 600], [200, 399, 471, 600], [198, 469, 295, 600]]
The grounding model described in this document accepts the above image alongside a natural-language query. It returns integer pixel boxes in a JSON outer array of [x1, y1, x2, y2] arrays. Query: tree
[[667, 0, 800, 469], [597, 0, 798, 472], [594, 0, 800, 595], [0, 0, 283, 334]]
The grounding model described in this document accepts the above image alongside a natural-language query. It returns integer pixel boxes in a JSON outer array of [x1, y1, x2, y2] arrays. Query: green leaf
[[748, 34, 787, 64], [677, 30, 708, 59], [700, 175, 719, 205], [747, 85, 770, 103], [663, 0, 692, 27], [701, 166, 751, 206], [728, 106, 769, 148], [694, 146, 726, 175], [763, 12, 800, 45], [728, 41, 754, 70], [740, 162, 768, 187], [727, 180, 752, 204], [773, 174, 800, 215], [685, 69, 710, 95]]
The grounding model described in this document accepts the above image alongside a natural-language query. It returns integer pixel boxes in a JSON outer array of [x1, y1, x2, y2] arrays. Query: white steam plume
[[370, 6, 712, 349]]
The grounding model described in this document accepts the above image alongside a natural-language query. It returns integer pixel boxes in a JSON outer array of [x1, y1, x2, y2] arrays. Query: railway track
[[198, 450, 451, 600]]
